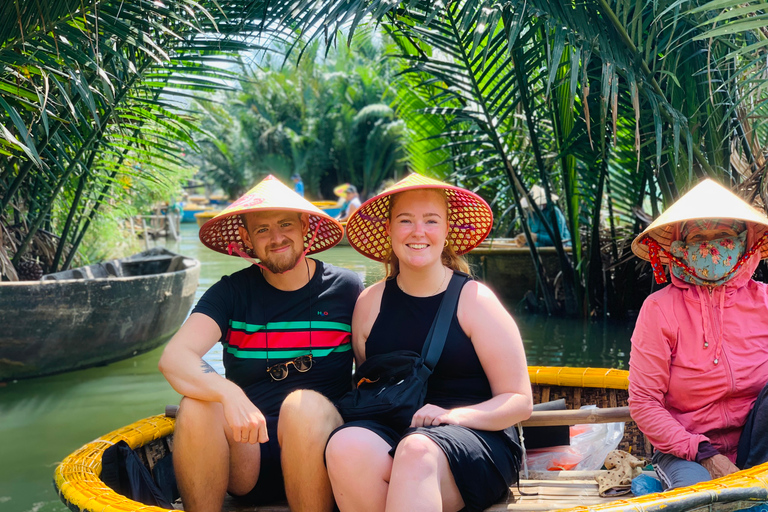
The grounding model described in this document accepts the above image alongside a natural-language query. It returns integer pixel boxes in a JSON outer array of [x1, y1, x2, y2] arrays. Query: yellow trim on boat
[[55, 414, 174, 512], [528, 366, 630, 391], [311, 200, 340, 209]]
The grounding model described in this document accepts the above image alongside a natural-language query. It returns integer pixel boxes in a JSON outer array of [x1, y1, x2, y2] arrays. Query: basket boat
[[311, 200, 342, 219], [54, 366, 768, 511], [181, 204, 214, 223], [0, 248, 200, 382], [193, 209, 222, 228], [338, 221, 349, 246], [465, 240, 567, 306]]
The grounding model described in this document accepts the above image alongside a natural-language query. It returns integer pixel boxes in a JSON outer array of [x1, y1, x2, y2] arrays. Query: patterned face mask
[[670, 231, 747, 286]]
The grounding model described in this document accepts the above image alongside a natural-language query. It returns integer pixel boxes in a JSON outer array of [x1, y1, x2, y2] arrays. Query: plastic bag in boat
[[524, 406, 624, 471]]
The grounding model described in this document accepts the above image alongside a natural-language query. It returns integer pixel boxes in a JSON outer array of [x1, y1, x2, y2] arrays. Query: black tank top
[[365, 276, 493, 409]]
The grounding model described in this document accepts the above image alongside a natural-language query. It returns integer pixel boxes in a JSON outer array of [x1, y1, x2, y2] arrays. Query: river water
[[0, 223, 634, 512]]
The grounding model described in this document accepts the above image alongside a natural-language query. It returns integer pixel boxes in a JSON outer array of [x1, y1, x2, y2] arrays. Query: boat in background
[[181, 203, 215, 223], [53, 366, 768, 512], [185, 194, 208, 205], [312, 199, 342, 219], [209, 194, 228, 205], [0, 248, 200, 381], [337, 221, 350, 246], [467, 239, 566, 306], [194, 209, 221, 228]]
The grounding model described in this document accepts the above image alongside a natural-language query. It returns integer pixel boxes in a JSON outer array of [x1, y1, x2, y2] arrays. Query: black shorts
[[331, 421, 521, 512], [229, 416, 286, 505]]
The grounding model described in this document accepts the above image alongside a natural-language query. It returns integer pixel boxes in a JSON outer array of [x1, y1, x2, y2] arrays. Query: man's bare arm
[[158, 312, 237, 402], [158, 312, 268, 443]]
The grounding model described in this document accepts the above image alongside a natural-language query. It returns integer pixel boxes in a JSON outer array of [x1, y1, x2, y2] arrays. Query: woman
[[326, 174, 533, 512], [629, 179, 768, 490], [333, 183, 361, 222]]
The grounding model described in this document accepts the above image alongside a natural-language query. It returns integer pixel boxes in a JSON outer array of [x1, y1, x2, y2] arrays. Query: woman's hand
[[701, 454, 739, 479], [410, 404, 458, 428], [222, 393, 269, 444]]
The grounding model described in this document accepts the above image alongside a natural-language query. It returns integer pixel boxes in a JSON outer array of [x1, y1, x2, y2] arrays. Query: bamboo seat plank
[[521, 406, 632, 426]]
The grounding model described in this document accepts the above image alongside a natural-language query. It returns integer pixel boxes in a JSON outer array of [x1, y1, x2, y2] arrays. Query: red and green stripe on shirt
[[223, 319, 352, 359]]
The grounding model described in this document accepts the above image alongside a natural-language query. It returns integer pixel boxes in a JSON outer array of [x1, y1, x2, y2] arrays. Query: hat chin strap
[[227, 224, 320, 275]]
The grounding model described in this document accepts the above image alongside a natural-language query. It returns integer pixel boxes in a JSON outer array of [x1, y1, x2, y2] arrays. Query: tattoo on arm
[[199, 359, 218, 374]]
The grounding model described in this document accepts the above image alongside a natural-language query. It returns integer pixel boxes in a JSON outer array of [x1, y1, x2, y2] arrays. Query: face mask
[[670, 232, 747, 286]]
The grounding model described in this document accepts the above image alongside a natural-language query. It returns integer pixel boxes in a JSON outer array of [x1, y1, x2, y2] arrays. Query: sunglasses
[[266, 354, 313, 381]]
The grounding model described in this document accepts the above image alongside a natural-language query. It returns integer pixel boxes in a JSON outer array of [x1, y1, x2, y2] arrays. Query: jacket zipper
[[707, 286, 735, 434]]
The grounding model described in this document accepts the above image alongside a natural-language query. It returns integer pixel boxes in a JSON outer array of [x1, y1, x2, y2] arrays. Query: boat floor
[[210, 471, 670, 511]]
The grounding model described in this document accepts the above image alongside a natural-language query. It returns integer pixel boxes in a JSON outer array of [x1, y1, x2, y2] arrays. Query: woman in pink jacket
[[629, 179, 768, 490]]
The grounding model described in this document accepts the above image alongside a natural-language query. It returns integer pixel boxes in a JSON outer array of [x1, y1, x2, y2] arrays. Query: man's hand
[[222, 394, 269, 444], [701, 454, 739, 479]]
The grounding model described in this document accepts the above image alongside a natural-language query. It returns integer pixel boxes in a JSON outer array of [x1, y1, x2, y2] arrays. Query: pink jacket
[[629, 233, 768, 463]]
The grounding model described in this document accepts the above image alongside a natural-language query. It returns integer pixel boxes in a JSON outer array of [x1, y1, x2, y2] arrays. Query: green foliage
[[0, 1, 271, 273], [367, 0, 767, 317], [192, 34, 407, 201]]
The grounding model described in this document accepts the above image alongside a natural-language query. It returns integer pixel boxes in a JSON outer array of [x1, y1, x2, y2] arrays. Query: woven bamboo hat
[[199, 175, 344, 258], [345, 173, 494, 262], [631, 179, 768, 263]]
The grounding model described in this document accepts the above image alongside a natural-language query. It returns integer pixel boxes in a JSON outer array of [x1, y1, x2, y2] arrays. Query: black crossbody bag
[[337, 272, 469, 432]]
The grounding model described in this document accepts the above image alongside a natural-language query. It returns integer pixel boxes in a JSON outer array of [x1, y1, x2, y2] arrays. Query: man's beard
[[258, 243, 303, 274]]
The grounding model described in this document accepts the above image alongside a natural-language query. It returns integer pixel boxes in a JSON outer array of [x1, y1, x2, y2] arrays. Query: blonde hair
[[383, 189, 471, 279]]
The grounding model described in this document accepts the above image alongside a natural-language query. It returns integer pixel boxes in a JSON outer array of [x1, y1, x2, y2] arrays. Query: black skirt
[[331, 420, 521, 512]]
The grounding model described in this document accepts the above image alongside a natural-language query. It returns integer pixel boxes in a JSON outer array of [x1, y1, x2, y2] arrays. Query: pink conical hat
[[199, 175, 343, 258]]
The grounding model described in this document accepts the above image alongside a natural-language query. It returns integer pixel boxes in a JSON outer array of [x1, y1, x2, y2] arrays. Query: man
[[291, 172, 304, 197], [159, 175, 362, 512], [337, 184, 361, 222]]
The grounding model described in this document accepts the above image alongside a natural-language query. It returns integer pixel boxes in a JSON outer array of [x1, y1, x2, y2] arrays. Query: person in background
[[326, 173, 532, 512], [159, 175, 363, 512], [336, 184, 361, 222], [375, 178, 396, 196], [629, 179, 768, 490], [291, 173, 304, 197], [514, 185, 571, 248]]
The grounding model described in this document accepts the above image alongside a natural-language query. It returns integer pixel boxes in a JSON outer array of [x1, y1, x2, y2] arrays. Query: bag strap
[[420, 272, 469, 374]]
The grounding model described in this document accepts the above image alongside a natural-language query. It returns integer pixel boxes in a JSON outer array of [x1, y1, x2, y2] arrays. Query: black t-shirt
[[192, 260, 363, 416]]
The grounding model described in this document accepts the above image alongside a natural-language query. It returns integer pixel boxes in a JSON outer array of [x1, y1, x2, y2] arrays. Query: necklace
[[432, 267, 448, 295], [264, 258, 314, 378], [398, 267, 448, 296]]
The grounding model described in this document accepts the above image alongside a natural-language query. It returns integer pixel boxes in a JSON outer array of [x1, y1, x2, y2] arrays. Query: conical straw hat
[[631, 179, 768, 263], [520, 184, 559, 208], [199, 175, 343, 258], [334, 183, 354, 197], [345, 173, 494, 262]]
